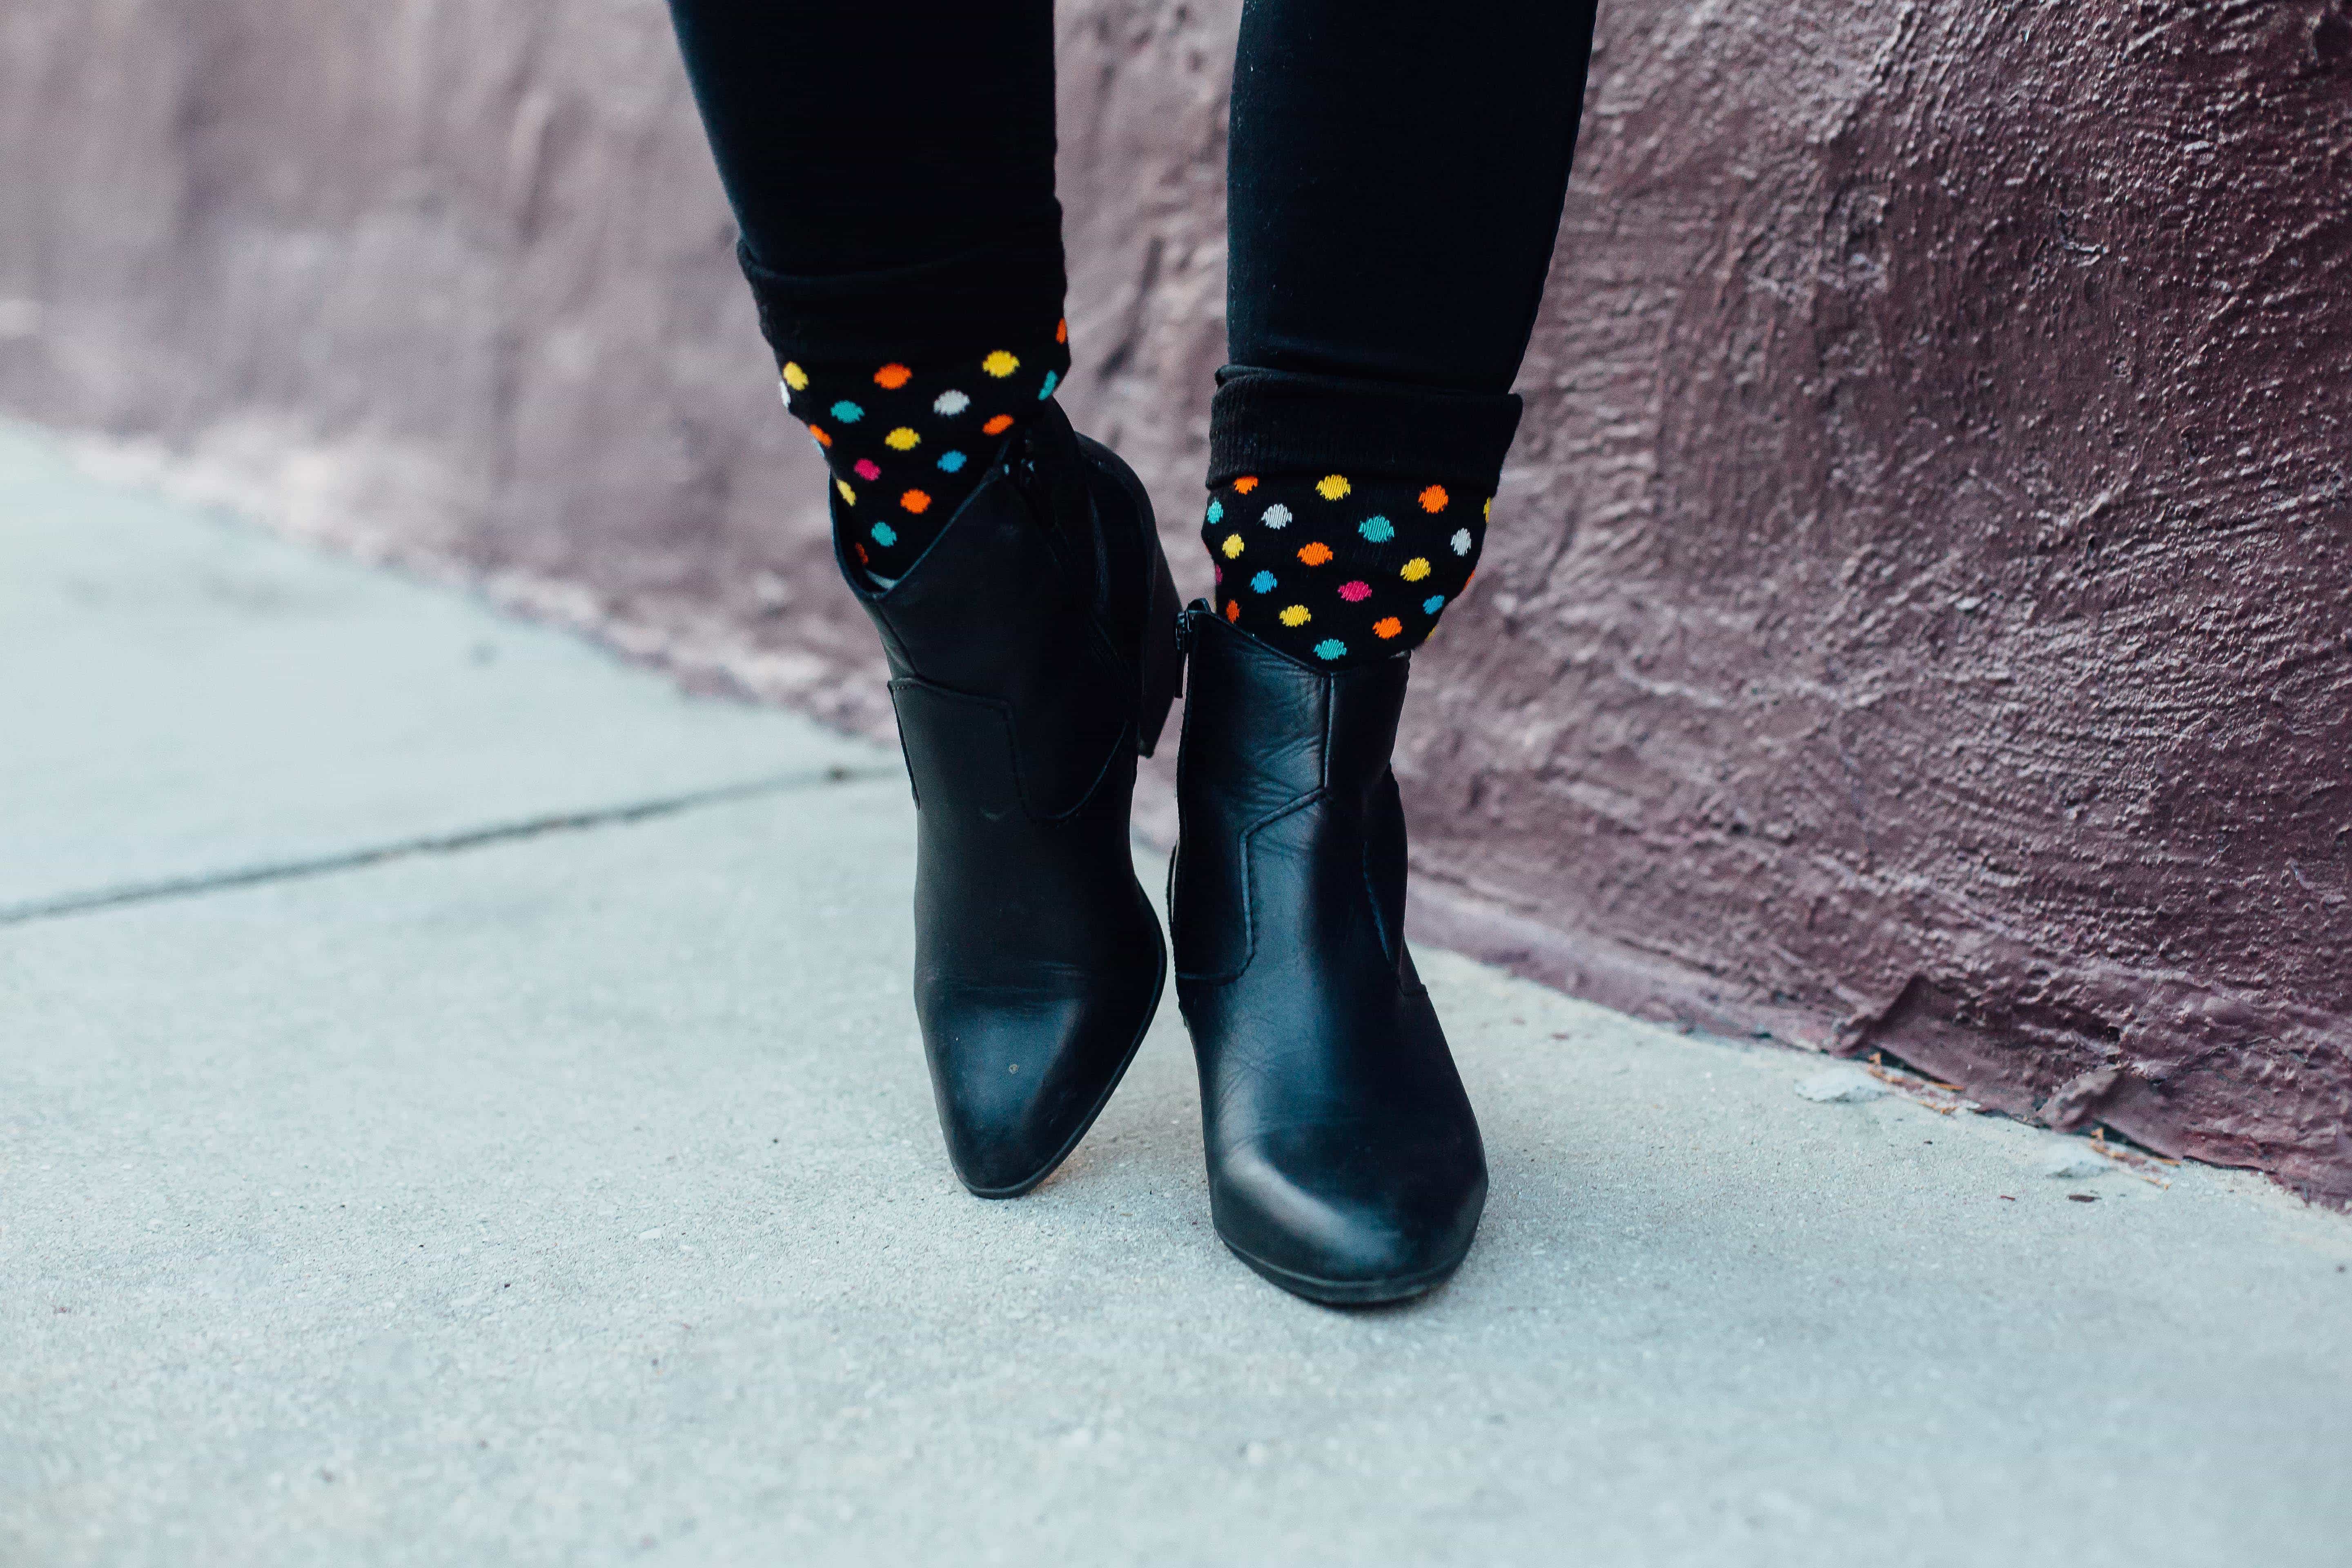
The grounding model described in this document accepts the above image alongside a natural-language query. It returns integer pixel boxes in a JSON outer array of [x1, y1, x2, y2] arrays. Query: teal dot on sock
[[1038, 371, 1059, 400], [937, 450, 967, 473], [1206, 499, 1224, 524], [1313, 639, 1346, 661], [1422, 594, 1445, 614], [830, 400, 864, 423], [1250, 570, 1276, 593], [1358, 514, 1394, 543], [871, 521, 898, 547]]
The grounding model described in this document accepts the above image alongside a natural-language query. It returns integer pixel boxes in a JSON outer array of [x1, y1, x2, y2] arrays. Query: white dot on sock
[[1261, 503, 1292, 530], [1450, 528, 1473, 556], [933, 389, 970, 416]]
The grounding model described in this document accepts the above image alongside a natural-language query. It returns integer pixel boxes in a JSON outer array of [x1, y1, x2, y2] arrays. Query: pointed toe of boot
[[923, 955, 1163, 1198], [1211, 1121, 1487, 1303]]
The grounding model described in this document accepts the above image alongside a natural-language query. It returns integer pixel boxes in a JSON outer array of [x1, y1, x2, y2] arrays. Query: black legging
[[668, 0, 1597, 492]]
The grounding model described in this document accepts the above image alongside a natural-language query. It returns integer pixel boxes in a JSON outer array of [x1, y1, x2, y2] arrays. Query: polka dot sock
[[783, 325, 1071, 586], [1201, 470, 1488, 668]]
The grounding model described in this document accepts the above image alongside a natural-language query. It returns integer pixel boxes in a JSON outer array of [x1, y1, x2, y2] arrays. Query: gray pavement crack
[[0, 764, 896, 927]]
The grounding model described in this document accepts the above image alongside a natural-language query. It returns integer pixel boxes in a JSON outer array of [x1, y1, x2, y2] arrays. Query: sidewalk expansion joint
[[0, 764, 897, 927]]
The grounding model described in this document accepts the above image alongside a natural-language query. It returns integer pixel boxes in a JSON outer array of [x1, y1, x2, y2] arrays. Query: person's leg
[[668, 0, 1068, 582], [1174, 0, 1599, 1303], [666, 4, 1183, 1199], [1204, 0, 1598, 664]]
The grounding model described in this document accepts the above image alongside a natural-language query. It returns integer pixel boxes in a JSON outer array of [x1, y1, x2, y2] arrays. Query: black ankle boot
[[842, 402, 1182, 1197], [1169, 605, 1487, 1302]]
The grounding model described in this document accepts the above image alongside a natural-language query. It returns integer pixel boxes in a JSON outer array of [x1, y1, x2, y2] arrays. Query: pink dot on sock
[[1339, 580, 1372, 602], [853, 459, 881, 481]]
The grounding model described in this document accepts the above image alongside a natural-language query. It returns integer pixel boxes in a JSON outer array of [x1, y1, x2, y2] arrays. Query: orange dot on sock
[[900, 489, 932, 514], [1225, 599, 1241, 622], [1233, 476, 1258, 494], [854, 543, 869, 565], [983, 414, 1016, 436], [1374, 617, 1403, 639], [1056, 318, 1069, 345], [874, 363, 912, 390], [1419, 484, 1450, 512], [1298, 541, 1334, 566], [808, 424, 832, 448]]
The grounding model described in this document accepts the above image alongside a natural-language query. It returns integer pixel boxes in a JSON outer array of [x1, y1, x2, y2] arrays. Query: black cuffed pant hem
[[739, 224, 1067, 366], [1207, 367, 1523, 488]]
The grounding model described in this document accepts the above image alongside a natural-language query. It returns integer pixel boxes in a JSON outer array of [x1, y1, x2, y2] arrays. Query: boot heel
[[1138, 546, 1183, 757]]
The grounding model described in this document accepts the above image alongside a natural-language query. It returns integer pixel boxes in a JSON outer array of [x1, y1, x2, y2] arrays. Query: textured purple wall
[[4, 1, 2347, 1198]]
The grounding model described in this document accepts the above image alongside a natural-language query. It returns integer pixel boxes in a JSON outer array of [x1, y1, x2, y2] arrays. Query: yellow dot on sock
[[782, 362, 809, 392], [1401, 557, 1431, 581], [1221, 533, 1245, 559], [983, 350, 1020, 378], [1316, 474, 1351, 501], [884, 426, 921, 451], [1279, 604, 1311, 627], [836, 479, 856, 504], [1483, 497, 1492, 520]]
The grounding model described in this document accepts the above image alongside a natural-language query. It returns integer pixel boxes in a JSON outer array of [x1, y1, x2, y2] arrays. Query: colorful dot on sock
[[1261, 503, 1292, 530], [1422, 594, 1446, 614], [1221, 534, 1245, 559], [871, 521, 898, 547], [782, 362, 809, 392], [830, 400, 864, 423], [1450, 528, 1474, 555], [1225, 599, 1241, 622], [808, 424, 832, 448], [1374, 617, 1403, 639], [901, 489, 933, 514], [982, 351, 1020, 378], [1314, 639, 1347, 660], [1316, 474, 1352, 501], [873, 363, 912, 390], [1358, 515, 1394, 543], [1483, 497, 1492, 520], [1234, 476, 1259, 494], [884, 426, 921, 451], [1206, 499, 1224, 524], [1298, 541, 1334, 566], [1401, 557, 1431, 581], [1419, 484, 1450, 512], [1056, 318, 1069, 345], [1037, 371, 1058, 399], [1279, 605, 1312, 627], [853, 459, 881, 481], [779, 382, 793, 411], [937, 450, 967, 472], [934, 389, 970, 416], [983, 414, 1015, 436], [836, 479, 856, 504], [1250, 570, 1276, 593], [1338, 580, 1371, 602]]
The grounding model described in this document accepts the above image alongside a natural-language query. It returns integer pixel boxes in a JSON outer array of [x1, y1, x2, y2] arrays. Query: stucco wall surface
[[4, 1, 2347, 1198]]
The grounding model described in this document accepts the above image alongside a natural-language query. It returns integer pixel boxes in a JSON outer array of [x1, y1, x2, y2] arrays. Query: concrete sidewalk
[[4, 422, 2348, 1567]]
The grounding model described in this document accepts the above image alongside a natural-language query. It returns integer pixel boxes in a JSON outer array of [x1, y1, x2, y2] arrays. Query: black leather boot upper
[[842, 402, 1181, 1196], [1171, 606, 1486, 1301]]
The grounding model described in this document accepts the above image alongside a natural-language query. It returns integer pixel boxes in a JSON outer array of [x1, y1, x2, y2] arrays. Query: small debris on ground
[[2038, 1144, 2111, 1180], [1796, 1066, 1889, 1103]]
